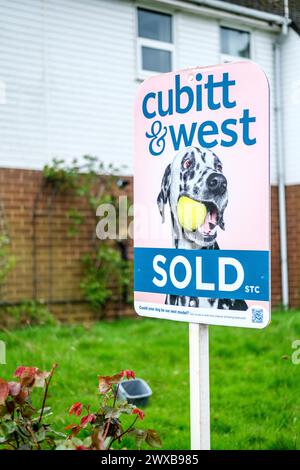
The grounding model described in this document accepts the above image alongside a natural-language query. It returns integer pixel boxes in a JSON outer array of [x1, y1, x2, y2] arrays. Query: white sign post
[[189, 324, 210, 450], [134, 62, 270, 450]]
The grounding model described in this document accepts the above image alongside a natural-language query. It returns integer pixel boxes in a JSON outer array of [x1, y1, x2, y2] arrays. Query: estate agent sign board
[[134, 62, 270, 329]]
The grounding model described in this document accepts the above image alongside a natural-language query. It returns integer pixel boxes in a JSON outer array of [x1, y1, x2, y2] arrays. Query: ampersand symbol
[[145, 120, 167, 156]]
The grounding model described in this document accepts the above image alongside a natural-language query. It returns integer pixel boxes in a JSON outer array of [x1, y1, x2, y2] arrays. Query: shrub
[[57, 369, 161, 450], [0, 365, 161, 451], [0, 364, 62, 450], [80, 246, 131, 314], [0, 235, 15, 297], [0, 301, 56, 331]]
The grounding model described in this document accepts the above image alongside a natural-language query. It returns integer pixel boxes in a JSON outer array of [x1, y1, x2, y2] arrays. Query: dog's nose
[[207, 173, 227, 195]]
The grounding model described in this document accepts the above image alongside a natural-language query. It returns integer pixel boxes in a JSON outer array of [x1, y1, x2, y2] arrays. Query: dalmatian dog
[[157, 146, 247, 311]]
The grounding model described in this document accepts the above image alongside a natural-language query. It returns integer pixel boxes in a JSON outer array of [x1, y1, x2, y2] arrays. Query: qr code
[[252, 308, 263, 323]]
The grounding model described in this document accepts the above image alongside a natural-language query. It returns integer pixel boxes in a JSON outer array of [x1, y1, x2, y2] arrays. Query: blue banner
[[134, 247, 269, 301]]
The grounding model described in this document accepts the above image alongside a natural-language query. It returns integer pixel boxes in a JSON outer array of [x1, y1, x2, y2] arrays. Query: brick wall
[[0, 168, 297, 321], [0, 168, 134, 322], [271, 185, 300, 309], [286, 185, 300, 308], [271, 186, 282, 307]]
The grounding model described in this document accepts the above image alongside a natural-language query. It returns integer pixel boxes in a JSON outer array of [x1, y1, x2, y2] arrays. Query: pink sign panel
[[134, 62, 270, 328]]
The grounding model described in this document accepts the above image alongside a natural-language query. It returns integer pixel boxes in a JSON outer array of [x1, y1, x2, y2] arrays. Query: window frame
[[136, 6, 175, 80], [219, 23, 253, 63]]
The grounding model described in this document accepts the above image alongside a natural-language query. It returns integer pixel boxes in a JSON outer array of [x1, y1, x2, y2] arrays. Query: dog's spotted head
[[157, 146, 228, 247]]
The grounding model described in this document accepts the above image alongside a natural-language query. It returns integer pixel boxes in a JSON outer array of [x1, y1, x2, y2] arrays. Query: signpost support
[[189, 323, 210, 450]]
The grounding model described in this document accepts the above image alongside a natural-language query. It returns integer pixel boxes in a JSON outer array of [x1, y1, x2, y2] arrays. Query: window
[[220, 26, 251, 61], [137, 8, 174, 77]]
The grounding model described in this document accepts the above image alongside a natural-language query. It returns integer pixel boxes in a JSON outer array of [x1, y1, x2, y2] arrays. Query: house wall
[[0, 168, 284, 322], [0, 0, 280, 182], [3, 167, 299, 317], [281, 28, 300, 185], [0, 0, 300, 314], [0, 167, 134, 322], [0, 0, 136, 172]]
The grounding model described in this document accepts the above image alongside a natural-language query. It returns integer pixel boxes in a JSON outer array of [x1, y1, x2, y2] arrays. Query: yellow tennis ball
[[177, 196, 207, 231]]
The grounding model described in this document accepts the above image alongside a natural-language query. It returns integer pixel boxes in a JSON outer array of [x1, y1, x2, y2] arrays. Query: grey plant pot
[[117, 378, 152, 407]]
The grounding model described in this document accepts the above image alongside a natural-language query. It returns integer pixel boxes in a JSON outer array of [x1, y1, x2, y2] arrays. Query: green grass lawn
[[1, 311, 300, 450]]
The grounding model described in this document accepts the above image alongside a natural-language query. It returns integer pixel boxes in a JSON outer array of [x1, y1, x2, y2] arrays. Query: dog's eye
[[216, 163, 222, 172], [183, 159, 191, 169]]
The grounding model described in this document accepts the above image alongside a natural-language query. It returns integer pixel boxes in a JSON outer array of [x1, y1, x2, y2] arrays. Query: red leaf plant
[[80, 413, 96, 428], [0, 364, 61, 450], [0, 365, 161, 451], [69, 402, 83, 417], [121, 370, 136, 380], [57, 370, 161, 450], [132, 408, 145, 421]]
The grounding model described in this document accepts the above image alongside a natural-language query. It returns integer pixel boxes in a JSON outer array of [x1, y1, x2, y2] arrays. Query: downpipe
[[274, 1, 290, 309]]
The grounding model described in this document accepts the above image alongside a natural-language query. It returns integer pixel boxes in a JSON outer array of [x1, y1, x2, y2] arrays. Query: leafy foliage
[[56, 369, 161, 450], [67, 209, 84, 237], [0, 301, 56, 331], [0, 235, 15, 295], [80, 247, 131, 312], [0, 364, 63, 450]]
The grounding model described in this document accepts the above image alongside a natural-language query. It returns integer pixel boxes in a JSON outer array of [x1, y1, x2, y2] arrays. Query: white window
[[137, 8, 174, 78], [220, 26, 251, 63]]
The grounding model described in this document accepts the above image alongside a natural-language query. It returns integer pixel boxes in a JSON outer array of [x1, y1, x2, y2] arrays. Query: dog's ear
[[157, 164, 171, 223], [219, 215, 225, 230]]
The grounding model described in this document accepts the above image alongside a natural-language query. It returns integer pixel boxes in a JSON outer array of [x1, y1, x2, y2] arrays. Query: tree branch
[[108, 416, 138, 449]]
